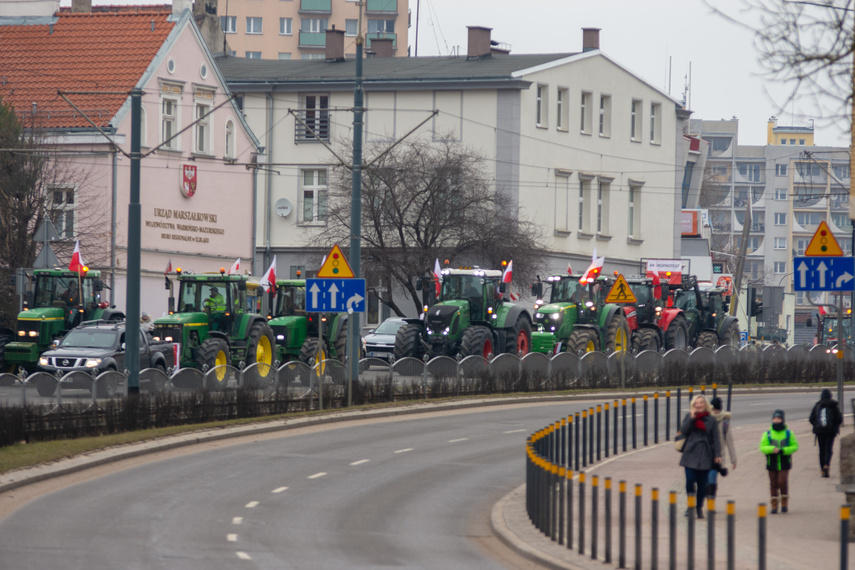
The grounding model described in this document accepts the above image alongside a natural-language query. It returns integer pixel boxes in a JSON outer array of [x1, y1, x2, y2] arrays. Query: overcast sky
[[409, 0, 851, 147]]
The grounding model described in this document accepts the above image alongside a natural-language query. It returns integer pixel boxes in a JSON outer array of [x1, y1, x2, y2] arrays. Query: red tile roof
[[0, 11, 175, 129]]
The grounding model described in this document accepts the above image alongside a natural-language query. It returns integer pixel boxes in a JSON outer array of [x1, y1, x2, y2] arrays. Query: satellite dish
[[275, 198, 292, 218]]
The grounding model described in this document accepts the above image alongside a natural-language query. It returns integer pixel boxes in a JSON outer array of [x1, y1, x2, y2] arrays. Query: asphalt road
[[0, 390, 844, 569]]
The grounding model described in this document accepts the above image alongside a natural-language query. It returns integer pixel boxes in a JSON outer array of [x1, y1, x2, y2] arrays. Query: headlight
[[277, 335, 286, 341], [165, 336, 173, 342], [18, 330, 25, 337], [38, 357, 48, 366], [85, 358, 102, 368], [535, 312, 543, 319], [28, 330, 38, 337], [550, 313, 560, 321]]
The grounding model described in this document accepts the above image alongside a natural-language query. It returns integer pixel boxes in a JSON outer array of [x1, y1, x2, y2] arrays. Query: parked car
[[362, 318, 408, 363]]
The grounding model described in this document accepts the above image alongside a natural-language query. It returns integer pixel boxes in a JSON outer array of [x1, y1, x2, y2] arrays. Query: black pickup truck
[[38, 320, 174, 395]]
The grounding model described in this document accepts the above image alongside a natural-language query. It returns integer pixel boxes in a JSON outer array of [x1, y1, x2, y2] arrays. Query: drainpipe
[[111, 149, 117, 305], [265, 93, 274, 270]]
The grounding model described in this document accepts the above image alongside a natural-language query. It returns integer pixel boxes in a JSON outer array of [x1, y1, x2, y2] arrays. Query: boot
[[781, 495, 788, 513], [707, 484, 717, 499], [771, 497, 779, 514], [696, 505, 704, 519], [823, 465, 830, 478]]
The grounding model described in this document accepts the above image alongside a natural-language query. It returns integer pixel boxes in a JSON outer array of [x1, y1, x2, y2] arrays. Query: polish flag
[[502, 260, 513, 283], [433, 258, 442, 296], [260, 256, 277, 292], [68, 240, 85, 273], [164, 258, 173, 275], [579, 248, 605, 284], [567, 262, 573, 275], [651, 272, 662, 300], [228, 258, 241, 275]]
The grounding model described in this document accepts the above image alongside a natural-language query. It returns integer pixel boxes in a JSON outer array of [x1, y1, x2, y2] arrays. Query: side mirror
[[120, 342, 126, 351], [499, 283, 507, 293], [531, 282, 543, 298], [237, 281, 247, 291], [806, 317, 813, 327], [93, 278, 104, 292]]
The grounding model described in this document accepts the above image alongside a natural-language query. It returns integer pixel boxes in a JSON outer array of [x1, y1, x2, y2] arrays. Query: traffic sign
[[605, 274, 638, 304], [804, 221, 844, 256], [317, 245, 355, 278], [793, 256, 855, 291], [306, 278, 366, 312]]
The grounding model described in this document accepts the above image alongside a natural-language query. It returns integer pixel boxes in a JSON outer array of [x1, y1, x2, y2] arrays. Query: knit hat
[[710, 397, 723, 411], [772, 409, 785, 421], [821, 388, 832, 400]]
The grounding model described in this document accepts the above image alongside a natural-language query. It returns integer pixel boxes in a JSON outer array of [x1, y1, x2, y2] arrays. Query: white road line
[[448, 438, 468, 443], [232, 517, 243, 525], [747, 402, 775, 406], [308, 472, 327, 479], [350, 459, 370, 466], [227, 534, 238, 542], [394, 448, 413, 454], [245, 501, 259, 509], [504, 429, 526, 434], [272, 487, 288, 494], [236, 551, 252, 560]]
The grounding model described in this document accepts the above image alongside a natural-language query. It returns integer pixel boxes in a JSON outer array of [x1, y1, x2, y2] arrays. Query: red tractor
[[620, 275, 689, 352]]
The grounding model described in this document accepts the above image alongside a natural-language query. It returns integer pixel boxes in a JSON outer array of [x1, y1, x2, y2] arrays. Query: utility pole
[[126, 88, 142, 394]]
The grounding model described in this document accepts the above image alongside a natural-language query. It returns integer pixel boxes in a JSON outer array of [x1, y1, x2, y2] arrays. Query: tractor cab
[[177, 278, 246, 334]]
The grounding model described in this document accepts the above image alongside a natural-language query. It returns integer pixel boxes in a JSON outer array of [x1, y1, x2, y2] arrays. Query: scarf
[[694, 411, 709, 430]]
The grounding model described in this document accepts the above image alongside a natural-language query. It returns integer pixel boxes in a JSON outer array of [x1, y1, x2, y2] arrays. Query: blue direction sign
[[793, 256, 855, 291], [306, 278, 366, 313]]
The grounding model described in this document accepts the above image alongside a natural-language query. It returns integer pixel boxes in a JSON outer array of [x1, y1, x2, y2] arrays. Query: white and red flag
[[164, 258, 173, 274], [260, 256, 277, 292], [567, 261, 573, 275], [228, 258, 241, 275], [502, 260, 513, 283], [68, 240, 85, 273], [434, 258, 442, 296], [579, 248, 605, 284]]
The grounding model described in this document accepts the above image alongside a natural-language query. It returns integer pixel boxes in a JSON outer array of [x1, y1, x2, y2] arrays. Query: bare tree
[[318, 136, 547, 315]]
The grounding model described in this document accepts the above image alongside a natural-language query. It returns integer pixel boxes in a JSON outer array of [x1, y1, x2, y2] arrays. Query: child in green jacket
[[759, 409, 799, 513]]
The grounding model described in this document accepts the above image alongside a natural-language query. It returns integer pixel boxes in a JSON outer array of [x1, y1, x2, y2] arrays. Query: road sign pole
[[838, 294, 844, 406], [348, 14, 365, 409]]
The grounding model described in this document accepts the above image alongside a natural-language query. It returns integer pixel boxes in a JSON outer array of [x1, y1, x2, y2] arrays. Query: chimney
[[371, 38, 394, 58], [71, 0, 91, 13], [326, 27, 345, 62], [582, 28, 600, 52], [467, 26, 492, 59]]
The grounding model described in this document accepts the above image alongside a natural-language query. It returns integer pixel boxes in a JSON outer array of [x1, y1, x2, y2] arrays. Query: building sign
[[645, 259, 684, 285], [681, 210, 701, 237], [181, 164, 197, 198], [145, 207, 224, 244]]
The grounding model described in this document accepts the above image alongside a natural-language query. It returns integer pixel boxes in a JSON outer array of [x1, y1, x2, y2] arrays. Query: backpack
[[814, 402, 839, 433]]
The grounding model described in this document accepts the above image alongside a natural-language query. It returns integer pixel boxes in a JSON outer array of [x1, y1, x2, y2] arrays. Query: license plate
[[368, 352, 384, 358]]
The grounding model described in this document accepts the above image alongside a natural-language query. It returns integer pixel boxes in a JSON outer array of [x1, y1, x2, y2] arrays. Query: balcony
[[299, 31, 326, 47], [300, 0, 331, 13], [294, 109, 330, 143], [367, 32, 397, 48], [366, 0, 397, 12]]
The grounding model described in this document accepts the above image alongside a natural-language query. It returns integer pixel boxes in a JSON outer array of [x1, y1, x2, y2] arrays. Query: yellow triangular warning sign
[[317, 244, 355, 278], [804, 221, 844, 256], [605, 274, 637, 304]]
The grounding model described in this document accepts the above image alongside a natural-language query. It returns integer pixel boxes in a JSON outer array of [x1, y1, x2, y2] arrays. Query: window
[[580, 91, 592, 134], [220, 16, 236, 33], [302, 53, 324, 60], [796, 238, 809, 255], [536, 85, 547, 128], [774, 262, 786, 274], [161, 94, 179, 150], [841, 238, 853, 255], [738, 163, 762, 182], [367, 19, 395, 33], [735, 236, 761, 252], [246, 51, 262, 59], [775, 164, 787, 176], [301, 169, 328, 224], [796, 291, 805, 305], [774, 237, 786, 250], [630, 99, 642, 141], [597, 178, 610, 234], [278, 52, 292, 60], [790, 139, 796, 145], [709, 137, 730, 152], [297, 94, 329, 142], [578, 177, 592, 232], [774, 213, 786, 225], [834, 164, 850, 179], [832, 213, 853, 231], [301, 18, 327, 33], [246, 17, 263, 34], [795, 212, 822, 227], [556, 88, 569, 131], [554, 171, 571, 233], [280, 17, 292, 35], [49, 187, 75, 238], [194, 102, 211, 154], [649, 102, 661, 144], [345, 19, 357, 36], [628, 184, 641, 238], [775, 188, 787, 200], [781, 139, 787, 145], [599, 95, 611, 137], [225, 119, 235, 159], [799, 139, 805, 145]]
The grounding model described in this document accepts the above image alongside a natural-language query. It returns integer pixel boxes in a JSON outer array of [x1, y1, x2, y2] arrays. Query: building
[[218, 26, 697, 328], [218, 0, 408, 60], [688, 117, 851, 345], [0, 0, 261, 316]]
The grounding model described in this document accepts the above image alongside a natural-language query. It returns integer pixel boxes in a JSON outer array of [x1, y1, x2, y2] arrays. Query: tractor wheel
[[504, 315, 532, 356], [664, 316, 689, 351], [719, 320, 741, 347], [247, 321, 275, 379], [394, 324, 424, 361], [299, 337, 327, 367], [567, 328, 599, 355], [631, 328, 660, 352], [697, 331, 718, 349], [333, 320, 348, 363], [604, 313, 631, 353], [197, 337, 230, 390], [460, 326, 493, 359]]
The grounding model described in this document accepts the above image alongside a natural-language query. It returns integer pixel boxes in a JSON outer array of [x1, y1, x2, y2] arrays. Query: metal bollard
[[712, 382, 717, 399], [614, 399, 619, 456], [592, 475, 599, 559], [596, 405, 602, 462], [727, 381, 733, 412], [687, 494, 696, 570], [566, 469, 574, 550], [566, 415, 573, 470], [579, 472, 586, 555], [605, 477, 613, 564], [560, 417, 566, 467], [707, 497, 715, 569], [669, 491, 677, 570], [651, 487, 659, 570], [635, 484, 642, 570], [619, 480, 627, 568], [622, 398, 628, 453], [654, 392, 659, 444], [701, 384, 705, 395], [605, 402, 610, 458], [550, 463, 558, 542], [758, 503, 767, 570], [687, 386, 694, 410], [582, 409, 588, 468], [676, 387, 681, 426], [631, 397, 637, 449], [558, 467, 565, 545], [643, 395, 649, 447], [727, 500, 735, 570], [841, 505, 850, 570], [575, 412, 581, 472], [589, 407, 595, 465], [666, 390, 671, 441]]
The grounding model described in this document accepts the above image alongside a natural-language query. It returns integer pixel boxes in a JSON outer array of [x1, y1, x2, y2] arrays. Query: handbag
[[674, 434, 686, 452]]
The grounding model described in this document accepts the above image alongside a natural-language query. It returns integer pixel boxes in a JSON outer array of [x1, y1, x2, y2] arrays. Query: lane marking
[[350, 459, 370, 466], [232, 517, 243, 525], [504, 429, 526, 434], [394, 448, 413, 454], [308, 472, 327, 479], [227, 534, 238, 542], [245, 501, 259, 509], [236, 551, 252, 560], [272, 487, 288, 494], [448, 438, 469, 443]]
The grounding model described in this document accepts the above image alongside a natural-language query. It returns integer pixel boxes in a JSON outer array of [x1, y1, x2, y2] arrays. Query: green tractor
[[530, 274, 631, 355], [671, 275, 740, 349], [152, 271, 275, 385], [2, 268, 122, 372], [394, 268, 532, 360], [267, 279, 350, 366]]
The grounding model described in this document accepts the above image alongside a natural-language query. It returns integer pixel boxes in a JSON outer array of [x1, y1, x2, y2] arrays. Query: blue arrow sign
[[793, 256, 855, 291], [306, 278, 366, 313]]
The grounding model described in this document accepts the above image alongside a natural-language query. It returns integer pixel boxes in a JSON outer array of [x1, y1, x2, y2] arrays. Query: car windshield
[[373, 319, 405, 335], [60, 329, 119, 349]]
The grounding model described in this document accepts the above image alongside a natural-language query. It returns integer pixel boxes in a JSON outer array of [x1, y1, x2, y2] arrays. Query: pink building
[[0, 1, 261, 316]]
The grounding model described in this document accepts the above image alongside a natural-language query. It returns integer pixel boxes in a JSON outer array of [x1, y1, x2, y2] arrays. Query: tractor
[[393, 267, 532, 360], [670, 276, 740, 349], [620, 275, 690, 352], [529, 274, 631, 355], [808, 311, 853, 348], [151, 270, 275, 386], [2, 268, 122, 372]]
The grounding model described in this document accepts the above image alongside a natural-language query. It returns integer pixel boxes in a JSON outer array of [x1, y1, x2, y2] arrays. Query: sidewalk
[[493, 420, 849, 569]]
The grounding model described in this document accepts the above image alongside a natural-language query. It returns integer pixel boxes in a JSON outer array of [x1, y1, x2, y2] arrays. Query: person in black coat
[[808, 388, 844, 478], [680, 395, 722, 519]]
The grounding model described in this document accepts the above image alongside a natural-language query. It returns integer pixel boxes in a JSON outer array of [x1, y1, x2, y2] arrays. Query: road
[[0, 390, 841, 569]]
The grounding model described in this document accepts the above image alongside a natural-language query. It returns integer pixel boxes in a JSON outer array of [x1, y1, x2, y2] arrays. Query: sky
[[408, 0, 851, 147]]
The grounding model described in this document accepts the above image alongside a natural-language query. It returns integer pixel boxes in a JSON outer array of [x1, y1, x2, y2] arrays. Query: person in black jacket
[[808, 388, 843, 478], [680, 395, 722, 519]]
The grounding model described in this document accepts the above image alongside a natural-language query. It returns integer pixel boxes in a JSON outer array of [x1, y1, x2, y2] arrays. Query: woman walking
[[680, 395, 722, 519]]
